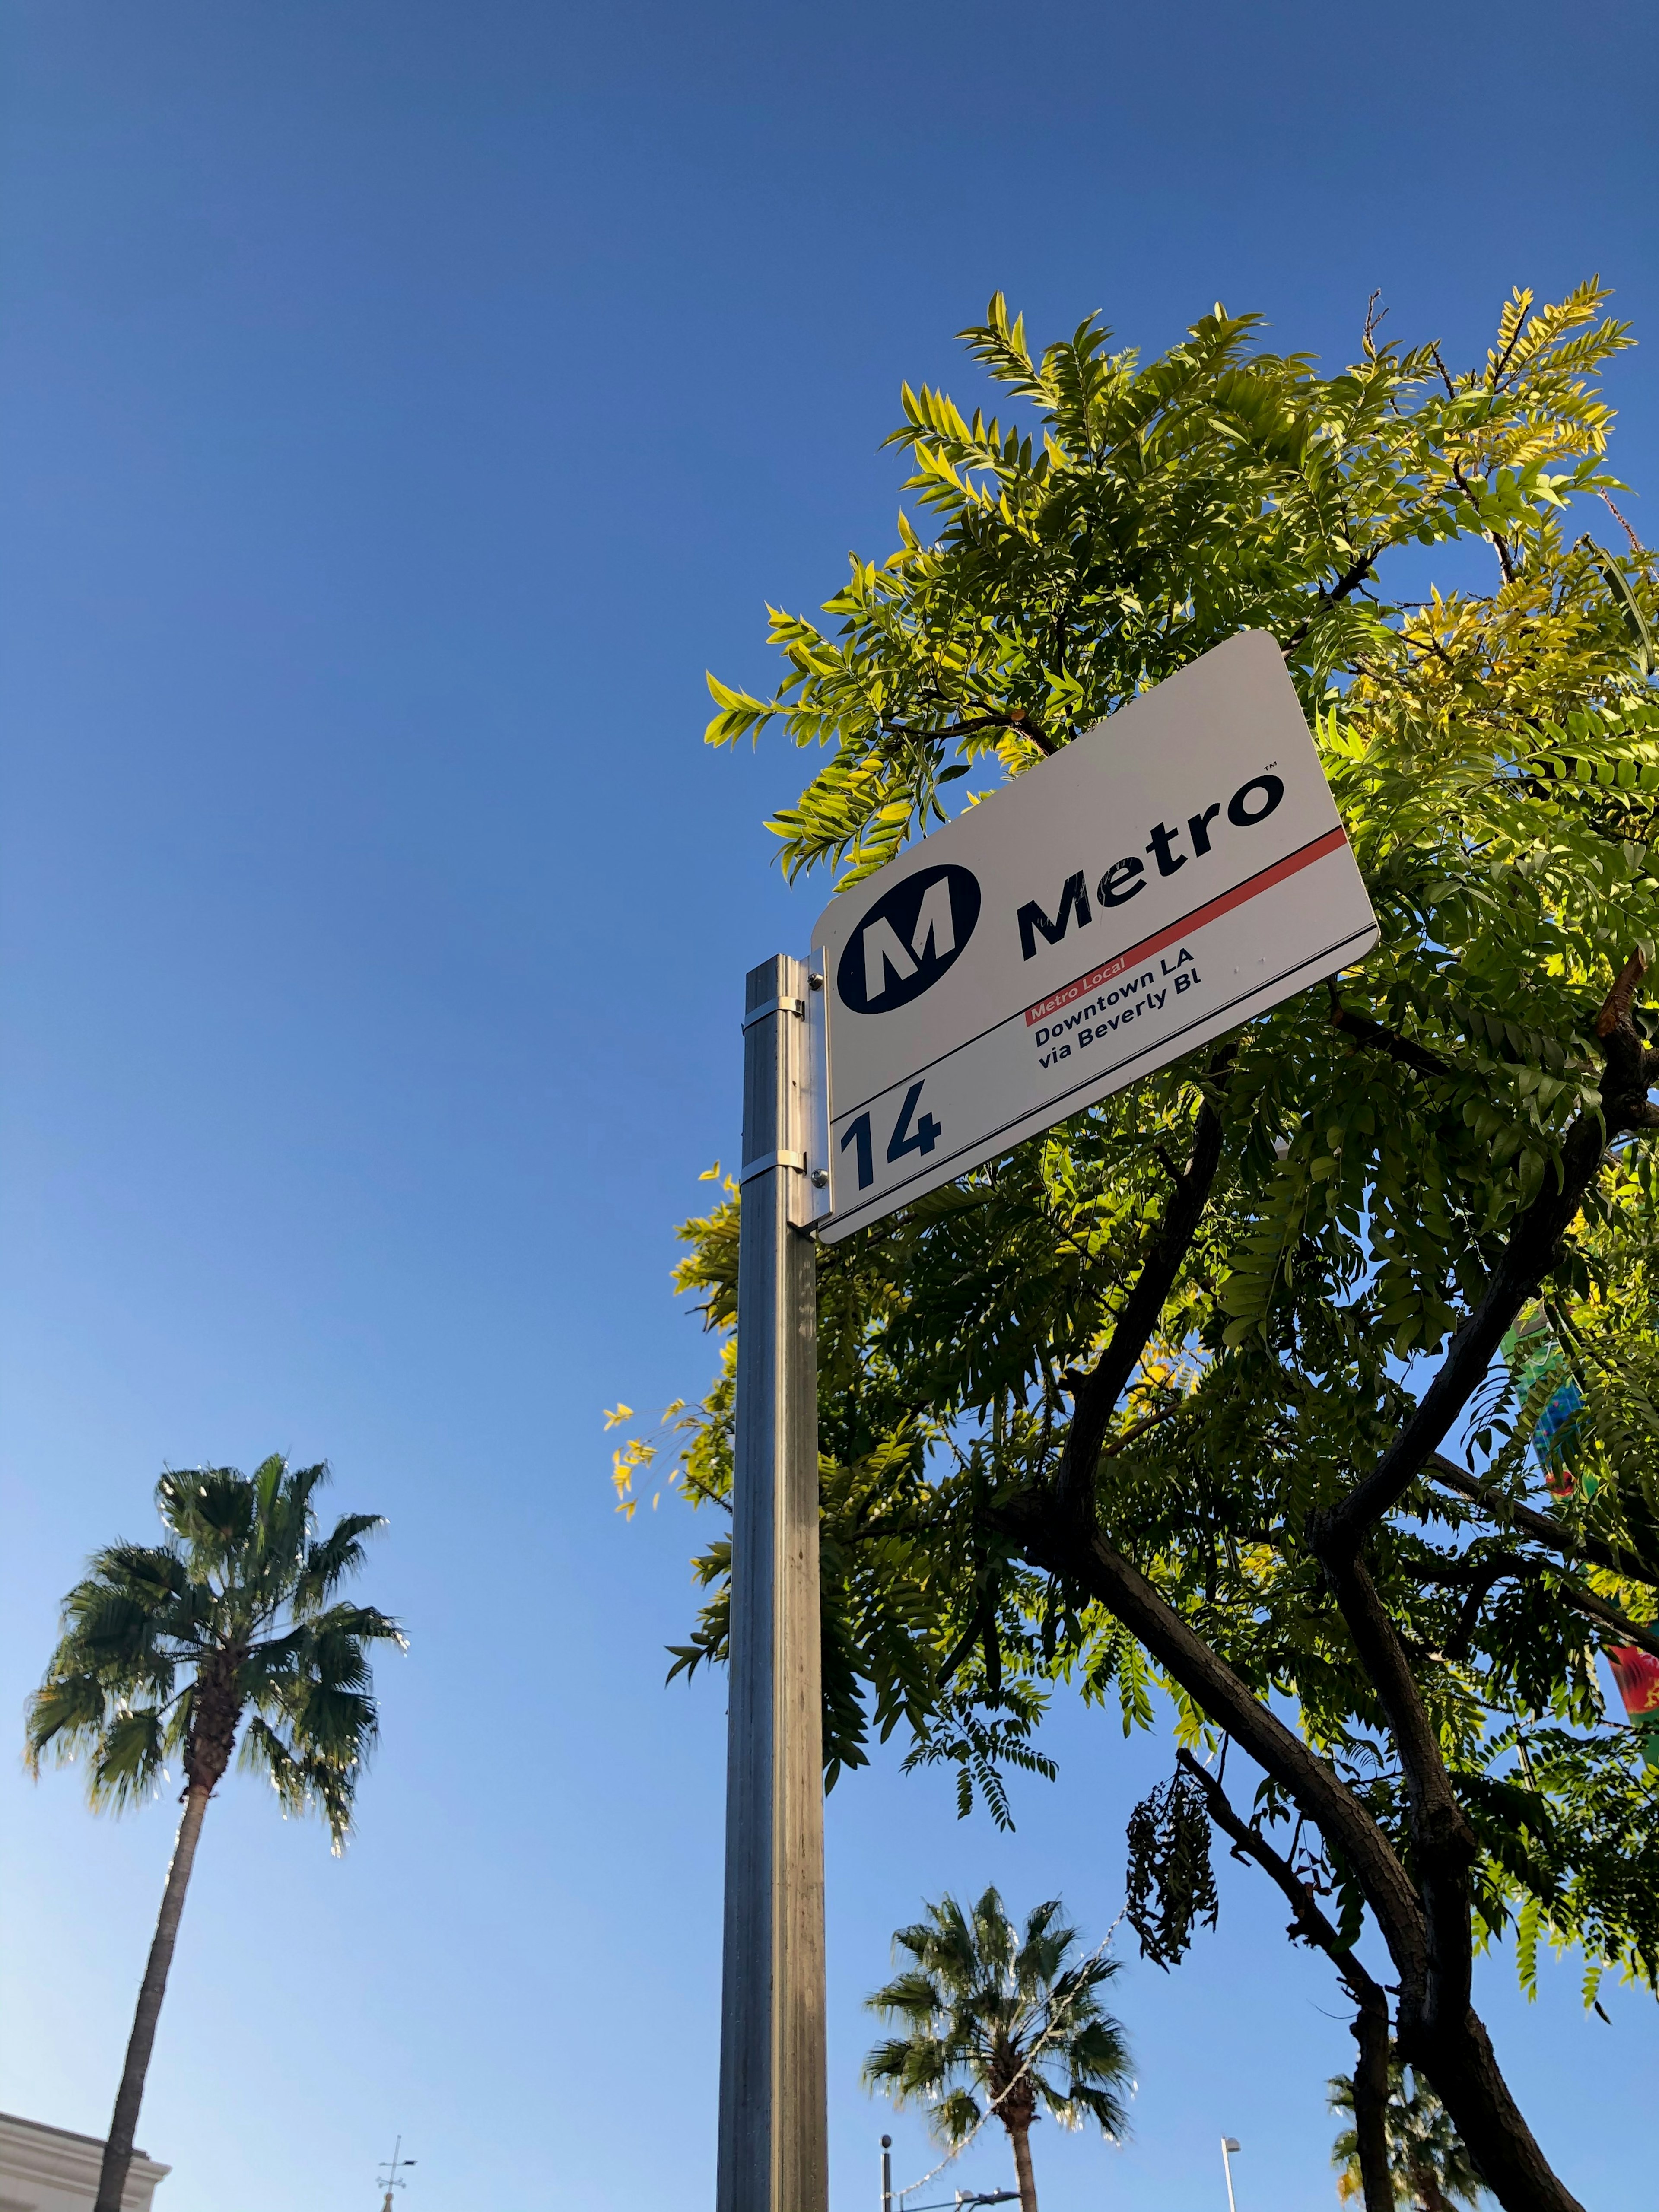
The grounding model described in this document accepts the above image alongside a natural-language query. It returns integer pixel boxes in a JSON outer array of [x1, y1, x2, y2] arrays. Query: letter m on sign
[[1017, 871, 1091, 961], [863, 876, 956, 999]]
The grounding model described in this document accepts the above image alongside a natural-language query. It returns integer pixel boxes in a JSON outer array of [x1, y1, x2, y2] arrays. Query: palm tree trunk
[[94, 1783, 210, 2212], [1007, 2120, 1039, 2212]]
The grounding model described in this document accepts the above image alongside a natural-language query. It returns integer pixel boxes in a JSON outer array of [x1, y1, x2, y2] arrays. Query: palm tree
[[1329, 2055, 1488, 2210], [863, 1887, 1132, 2212], [26, 1456, 403, 2212]]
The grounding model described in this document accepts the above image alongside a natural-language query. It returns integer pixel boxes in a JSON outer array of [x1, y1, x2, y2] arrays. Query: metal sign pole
[[716, 953, 829, 2212]]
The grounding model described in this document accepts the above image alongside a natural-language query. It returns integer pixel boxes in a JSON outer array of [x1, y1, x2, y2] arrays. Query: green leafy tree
[[25, 1456, 403, 2212], [617, 281, 1659, 2212], [1331, 2056, 1489, 2210], [863, 1888, 1131, 2212]]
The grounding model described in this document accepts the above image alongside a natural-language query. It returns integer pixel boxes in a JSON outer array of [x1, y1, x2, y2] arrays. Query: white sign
[[807, 630, 1378, 1242]]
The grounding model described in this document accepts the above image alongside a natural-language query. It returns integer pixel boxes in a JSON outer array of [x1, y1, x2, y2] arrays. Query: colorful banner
[[1499, 1315, 1659, 1769], [1501, 1312, 1598, 1502], [1606, 1646, 1659, 1770]]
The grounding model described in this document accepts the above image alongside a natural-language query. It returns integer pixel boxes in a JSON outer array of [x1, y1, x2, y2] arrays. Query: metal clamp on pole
[[741, 995, 806, 1030], [716, 953, 828, 2212], [738, 1150, 807, 1183]]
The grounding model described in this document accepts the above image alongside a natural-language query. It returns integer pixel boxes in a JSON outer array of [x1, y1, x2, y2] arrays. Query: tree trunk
[[1323, 1556, 1586, 2212], [1011, 1506, 1587, 2212], [1408, 2009, 1577, 2212], [1350, 2004, 1393, 2212], [94, 1783, 210, 2212], [1006, 2120, 1039, 2212]]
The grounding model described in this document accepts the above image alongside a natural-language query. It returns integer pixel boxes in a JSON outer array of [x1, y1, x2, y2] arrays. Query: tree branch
[[1175, 1748, 1385, 2005], [889, 703, 1056, 757], [1328, 988, 1459, 1079], [1307, 1529, 1609, 2209], [1437, 1557, 1517, 1661], [1424, 1453, 1659, 1589], [999, 1496, 1429, 1998], [1554, 1578, 1659, 1659], [1316, 955, 1658, 1564], [1596, 947, 1649, 1042], [1100, 1401, 1185, 1461], [1448, 458, 1517, 585], [1599, 491, 1645, 560], [934, 1595, 994, 1691], [1350, 1994, 1396, 2212], [1178, 1748, 1396, 2212], [1489, 316, 1528, 393], [1052, 1071, 1230, 1518], [1319, 1551, 1478, 2031], [998, 1480, 1585, 2209], [1283, 547, 1380, 653], [1414, 1547, 1659, 1663]]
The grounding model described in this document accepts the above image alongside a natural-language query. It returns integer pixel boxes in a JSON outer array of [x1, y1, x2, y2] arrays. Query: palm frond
[[24, 1670, 111, 1772], [88, 1707, 170, 1811], [27, 1453, 398, 1851], [296, 1514, 387, 1613], [863, 1887, 1133, 2155]]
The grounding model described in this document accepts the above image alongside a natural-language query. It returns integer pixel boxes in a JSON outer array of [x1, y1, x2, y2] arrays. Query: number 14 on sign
[[838, 1081, 941, 1191]]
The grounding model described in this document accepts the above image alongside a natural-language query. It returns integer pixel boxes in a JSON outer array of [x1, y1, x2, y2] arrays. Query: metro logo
[[836, 863, 982, 1015]]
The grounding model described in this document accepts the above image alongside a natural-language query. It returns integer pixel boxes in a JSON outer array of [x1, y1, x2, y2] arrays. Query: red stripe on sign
[[1023, 826, 1351, 1025]]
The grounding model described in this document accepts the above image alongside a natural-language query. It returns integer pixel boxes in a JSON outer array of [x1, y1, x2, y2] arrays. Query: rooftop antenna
[[377, 2137, 416, 2212]]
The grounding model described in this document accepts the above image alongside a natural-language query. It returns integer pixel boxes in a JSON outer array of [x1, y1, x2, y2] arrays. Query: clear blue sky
[[1, 4, 1655, 2210]]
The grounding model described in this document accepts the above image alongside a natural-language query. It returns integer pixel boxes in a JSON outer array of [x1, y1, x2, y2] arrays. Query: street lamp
[[1221, 2136, 1241, 2212], [877, 2128, 1020, 2212], [899, 2194, 1019, 2210]]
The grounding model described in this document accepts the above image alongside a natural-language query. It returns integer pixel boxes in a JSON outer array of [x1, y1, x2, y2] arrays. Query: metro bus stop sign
[[715, 628, 1380, 2212], [806, 629, 1380, 1239]]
